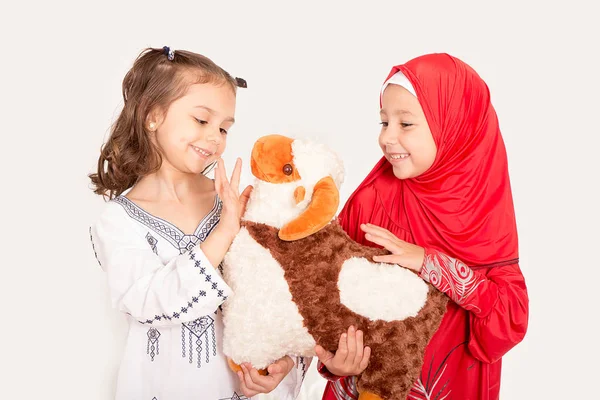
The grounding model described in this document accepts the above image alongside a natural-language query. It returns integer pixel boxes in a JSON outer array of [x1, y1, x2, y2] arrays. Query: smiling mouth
[[191, 145, 214, 157], [389, 153, 410, 160]]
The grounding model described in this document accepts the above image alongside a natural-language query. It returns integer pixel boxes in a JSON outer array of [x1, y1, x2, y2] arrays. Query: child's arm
[[90, 204, 231, 327], [420, 249, 529, 364], [200, 157, 251, 267], [360, 222, 528, 365]]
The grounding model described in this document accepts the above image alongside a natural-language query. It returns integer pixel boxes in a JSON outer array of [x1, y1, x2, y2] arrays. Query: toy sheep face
[[246, 134, 345, 242], [250, 135, 302, 183]]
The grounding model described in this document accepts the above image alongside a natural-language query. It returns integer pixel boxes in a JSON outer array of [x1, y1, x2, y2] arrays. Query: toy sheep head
[[243, 134, 345, 241]]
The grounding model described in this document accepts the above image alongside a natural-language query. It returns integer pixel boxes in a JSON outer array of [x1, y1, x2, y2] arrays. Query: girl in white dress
[[89, 46, 309, 400]]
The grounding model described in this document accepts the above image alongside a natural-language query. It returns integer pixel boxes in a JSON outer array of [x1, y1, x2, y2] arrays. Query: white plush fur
[[291, 138, 345, 190], [222, 227, 316, 369], [223, 137, 354, 367], [243, 137, 346, 227], [338, 257, 429, 322], [242, 180, 308, 228]]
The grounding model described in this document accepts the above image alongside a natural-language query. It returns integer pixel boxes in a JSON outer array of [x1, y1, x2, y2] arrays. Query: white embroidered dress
[[90, 195, 308, 400]]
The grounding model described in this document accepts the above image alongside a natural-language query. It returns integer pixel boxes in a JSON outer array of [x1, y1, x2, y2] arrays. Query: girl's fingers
[[372, 254, 404, 265], [362, 224, 403, 243], [364, 233, 399, 253], [214, 159, 222, 193], [361, 223, 398, 241], [362, 223, 390, 234], [359, 346, 371, 372], [353, 329, 365, 366], [248, 367, 272, 389], [336, 332, 348, 362], [315, 345, 335, 366], [239, 185, 253, 218], [216, 158, 228, 191], [237, 371, 258, 397], [230, 158, 242, 191], [345, 326, 357, 364], [241, 364, 267, 393]]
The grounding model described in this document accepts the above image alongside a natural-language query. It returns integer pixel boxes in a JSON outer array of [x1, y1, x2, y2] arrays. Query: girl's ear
[[145, 107, 165, 132]]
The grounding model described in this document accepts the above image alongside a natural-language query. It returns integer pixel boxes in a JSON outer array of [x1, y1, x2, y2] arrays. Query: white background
[[1, 1, 598, 399]]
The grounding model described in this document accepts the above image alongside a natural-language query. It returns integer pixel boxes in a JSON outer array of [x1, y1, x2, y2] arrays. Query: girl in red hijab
[[316, 53, 529, 400]]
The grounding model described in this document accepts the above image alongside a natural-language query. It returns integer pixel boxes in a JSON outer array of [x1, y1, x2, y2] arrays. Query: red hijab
[[340, 53, 518, 268]]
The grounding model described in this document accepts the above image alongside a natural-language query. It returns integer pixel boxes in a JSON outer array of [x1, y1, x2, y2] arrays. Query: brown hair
[[89, 47, 245, 199]]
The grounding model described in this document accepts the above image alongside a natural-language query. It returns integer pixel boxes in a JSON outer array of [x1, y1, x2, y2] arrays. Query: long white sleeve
[[90, 203, 232, 327]]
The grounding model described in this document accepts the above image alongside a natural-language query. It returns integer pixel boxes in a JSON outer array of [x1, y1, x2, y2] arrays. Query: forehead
[[179, 82, 236, 109], [381, 84, 420, 108]]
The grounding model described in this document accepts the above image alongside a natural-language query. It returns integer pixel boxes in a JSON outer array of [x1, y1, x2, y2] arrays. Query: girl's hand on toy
[[315, 325, 371, 377], [237, 355, 295, 396], [361, 223, 425, 273]]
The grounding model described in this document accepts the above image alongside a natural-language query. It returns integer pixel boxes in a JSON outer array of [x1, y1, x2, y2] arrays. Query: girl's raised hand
[[214, 158, 252, 239], [361, 223, 425, 273]]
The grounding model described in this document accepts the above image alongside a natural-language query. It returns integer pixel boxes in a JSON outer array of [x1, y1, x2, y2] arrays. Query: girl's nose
[[206, 127, 222, 144], [381, 127, 399, 145]]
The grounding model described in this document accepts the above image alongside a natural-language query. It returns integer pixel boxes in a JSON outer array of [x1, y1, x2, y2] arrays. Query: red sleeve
[[317, 360, 344, 382], [420, 248, 529, 363]]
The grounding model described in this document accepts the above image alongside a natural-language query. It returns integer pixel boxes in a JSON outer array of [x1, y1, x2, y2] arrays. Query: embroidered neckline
[[113, 195, 221, 251]]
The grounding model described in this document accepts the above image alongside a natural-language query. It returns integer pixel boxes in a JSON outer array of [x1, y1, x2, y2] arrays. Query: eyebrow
[[195, 105, 235, 123], [380, 109, 414, 117]]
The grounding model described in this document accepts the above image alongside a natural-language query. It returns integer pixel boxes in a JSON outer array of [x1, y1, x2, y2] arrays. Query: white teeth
[[192, 146, 212, 157], [390, 154, 410, 159]]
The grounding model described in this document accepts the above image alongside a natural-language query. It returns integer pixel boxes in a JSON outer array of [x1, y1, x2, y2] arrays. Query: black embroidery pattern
[[189, 252, 228, 300], [89, 227, 101, 267], [178, 200, 221, 255], [134, 249, 227, 325], [146, 328, 161, 361], [219, 393, 247, 400], [113, 196, 226, 326], [179, 234, 199, 255], [135, 280, 208, 325], [113, 196, 184, 248], [217, 263, 226, 312], [113, 195, 221, 253], [146, 232, 158, 255], [181, 316, 215, 368], [195, 200, 222, 243], [297, 356, 308, 381]]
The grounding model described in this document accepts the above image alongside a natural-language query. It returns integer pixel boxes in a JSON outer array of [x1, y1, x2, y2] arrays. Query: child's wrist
[[215, 223, 239, 242]]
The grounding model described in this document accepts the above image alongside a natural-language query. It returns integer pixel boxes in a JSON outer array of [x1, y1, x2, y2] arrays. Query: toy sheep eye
[[283, 164, 293, 176]]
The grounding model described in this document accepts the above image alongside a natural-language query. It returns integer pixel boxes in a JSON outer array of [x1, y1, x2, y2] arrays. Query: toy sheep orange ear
[[279, 176, 339, 241]]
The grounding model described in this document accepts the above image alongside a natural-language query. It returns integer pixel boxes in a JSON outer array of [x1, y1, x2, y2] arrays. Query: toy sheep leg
[[227, 358, 268, 376]]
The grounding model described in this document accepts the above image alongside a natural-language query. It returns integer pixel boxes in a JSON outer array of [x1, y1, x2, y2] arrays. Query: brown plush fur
[[243, 220, 448, 400]]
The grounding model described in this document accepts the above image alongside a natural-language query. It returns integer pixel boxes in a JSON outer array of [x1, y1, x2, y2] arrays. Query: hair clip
[[235, 77, 247, 88], [162, 46, 175, 61]]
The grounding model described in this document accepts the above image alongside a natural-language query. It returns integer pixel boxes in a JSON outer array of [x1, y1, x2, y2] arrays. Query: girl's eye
[[195, 118, 208, 125], [220, 128, 228, 135], [379, 122, 388, 127], [401, 123, 414, 128]]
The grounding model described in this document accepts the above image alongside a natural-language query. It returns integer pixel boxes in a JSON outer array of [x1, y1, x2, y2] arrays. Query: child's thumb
[[239, 185, 253, 217], [315, 345, 333, 364]]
